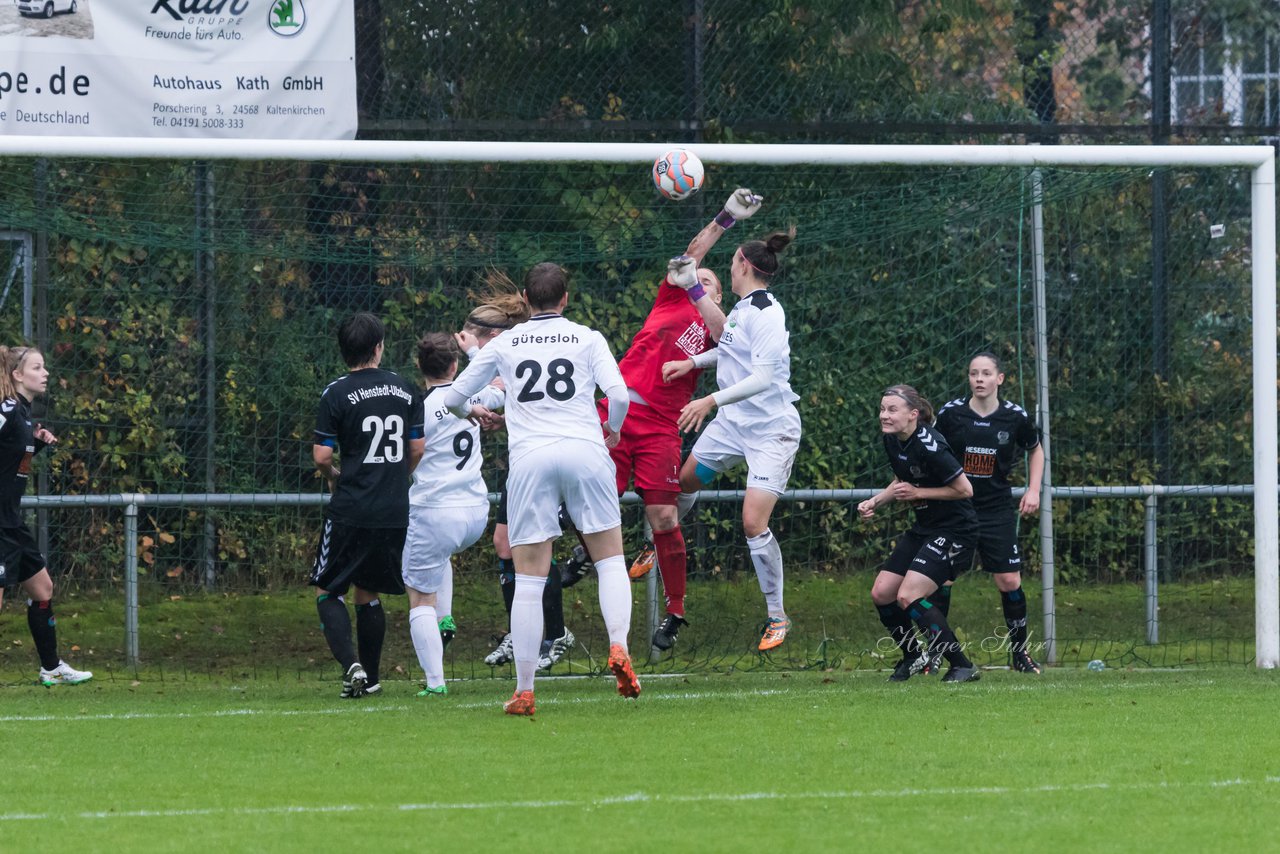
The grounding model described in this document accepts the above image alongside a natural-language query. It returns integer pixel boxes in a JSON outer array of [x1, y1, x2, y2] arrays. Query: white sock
[[677, 490, 698, 523], [642, 516, 653, 543], [437, 564, 453, 621], [512, 574, 546, 692], [594, 555, 632, 647], [409, 605, 445, 689], [747, 529, 785, 618]]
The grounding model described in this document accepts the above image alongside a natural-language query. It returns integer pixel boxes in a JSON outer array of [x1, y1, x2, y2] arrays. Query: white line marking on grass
[[0, 688, 794, 724], [1, 777, 1275, 823]]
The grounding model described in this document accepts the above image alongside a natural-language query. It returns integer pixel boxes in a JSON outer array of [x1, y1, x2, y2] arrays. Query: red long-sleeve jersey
[[616, 277, 714, 424]]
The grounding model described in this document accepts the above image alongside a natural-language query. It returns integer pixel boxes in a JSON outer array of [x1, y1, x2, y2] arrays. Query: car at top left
[[17, 0, 77, 19]]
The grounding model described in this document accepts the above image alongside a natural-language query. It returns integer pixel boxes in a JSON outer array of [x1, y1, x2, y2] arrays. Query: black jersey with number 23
[[314, 368, 424, 529]]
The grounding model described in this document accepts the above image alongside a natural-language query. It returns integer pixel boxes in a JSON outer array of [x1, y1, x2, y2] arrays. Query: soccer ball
[[652, 149, 704, 201]]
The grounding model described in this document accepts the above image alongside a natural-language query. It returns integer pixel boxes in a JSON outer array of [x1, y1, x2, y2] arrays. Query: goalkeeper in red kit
[[589, 188, 764, 651]]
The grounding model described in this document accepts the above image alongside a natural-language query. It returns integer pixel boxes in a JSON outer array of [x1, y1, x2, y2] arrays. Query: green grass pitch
[[1, 667, 1276, 852]]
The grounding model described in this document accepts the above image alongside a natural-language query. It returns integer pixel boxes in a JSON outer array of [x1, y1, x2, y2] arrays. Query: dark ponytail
[[738, 226, 796, 281]]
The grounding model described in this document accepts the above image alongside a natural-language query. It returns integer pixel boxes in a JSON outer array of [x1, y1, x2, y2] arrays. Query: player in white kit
[[663, 217, 802, 652], [444, 262, 639, 715], [402, 332, 506, 698]]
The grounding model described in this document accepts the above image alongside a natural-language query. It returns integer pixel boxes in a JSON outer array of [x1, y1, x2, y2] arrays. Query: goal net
[[0, 139, 1273, 677]]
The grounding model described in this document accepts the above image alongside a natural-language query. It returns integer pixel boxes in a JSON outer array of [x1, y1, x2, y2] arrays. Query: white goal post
[[0, 137, 1275, 669]]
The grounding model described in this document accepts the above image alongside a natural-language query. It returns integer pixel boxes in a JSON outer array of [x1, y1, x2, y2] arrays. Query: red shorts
[[597, 398, 681, 500]]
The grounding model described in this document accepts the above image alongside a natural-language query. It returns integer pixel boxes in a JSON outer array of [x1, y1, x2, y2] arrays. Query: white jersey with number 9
[[409, 383, 505, 509]]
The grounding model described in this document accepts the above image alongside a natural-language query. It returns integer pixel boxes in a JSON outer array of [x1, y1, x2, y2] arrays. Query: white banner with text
[[0, 0, 356, 139]]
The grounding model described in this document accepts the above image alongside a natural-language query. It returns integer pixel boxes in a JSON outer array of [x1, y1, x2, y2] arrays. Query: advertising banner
[[0, 0, 357, 139]]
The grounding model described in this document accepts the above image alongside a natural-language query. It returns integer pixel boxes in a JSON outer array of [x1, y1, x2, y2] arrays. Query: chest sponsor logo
[[964, 448, 996, 477], [675, 322, 706, 357]]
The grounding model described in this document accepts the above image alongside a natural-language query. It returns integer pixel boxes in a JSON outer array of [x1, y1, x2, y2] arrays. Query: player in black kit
[[935, 352, 1045, 673], [310, 314, 425, 698], [858, 384, 981, 683], [0, 345, 92, 686]]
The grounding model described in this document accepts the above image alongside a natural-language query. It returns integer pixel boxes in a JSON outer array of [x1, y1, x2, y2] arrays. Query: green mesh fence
[[0, 154, 1262, 675]]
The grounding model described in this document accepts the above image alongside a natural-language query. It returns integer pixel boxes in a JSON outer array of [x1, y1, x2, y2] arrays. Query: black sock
[[316, 594, 356, 671], [875, 602, 920, 659], [933, 584, 953, 618], [355, 599, 386, 685], [1001, 587, 1029, 652], [906, 597, 973, 668], [28, 599, 60, 670], [499, 558, 516, 617], [543, 563, 565, 640]]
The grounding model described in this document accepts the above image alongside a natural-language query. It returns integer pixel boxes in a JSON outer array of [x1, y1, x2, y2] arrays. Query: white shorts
[[401, 503, 488, 593], [690, 416, 800, 496], [506, 440, 621, 547]]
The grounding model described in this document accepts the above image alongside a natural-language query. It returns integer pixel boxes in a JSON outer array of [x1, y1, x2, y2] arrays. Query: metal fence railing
[[24, 484, 1265, 668]]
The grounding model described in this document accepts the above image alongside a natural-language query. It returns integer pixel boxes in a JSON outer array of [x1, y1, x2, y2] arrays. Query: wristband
[[714, 209, 736, 229], [686, 282, 707, 302]]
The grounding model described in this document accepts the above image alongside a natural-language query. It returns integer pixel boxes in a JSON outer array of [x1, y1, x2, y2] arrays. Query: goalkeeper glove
[[668, 255, 698, 288], [715, 188, 764, 229], [668, 255, 706, 302]]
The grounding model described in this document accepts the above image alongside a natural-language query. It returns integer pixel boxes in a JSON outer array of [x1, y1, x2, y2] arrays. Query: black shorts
[[953, 509, 1022, 575], [309, 518, 407, 596], [0, 525, 46, 589], [884, 529, 970, 586], [495, 490, 508, 526]]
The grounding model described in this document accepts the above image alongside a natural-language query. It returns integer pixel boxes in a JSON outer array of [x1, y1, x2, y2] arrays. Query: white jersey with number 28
[[449, 313, 626, 462]]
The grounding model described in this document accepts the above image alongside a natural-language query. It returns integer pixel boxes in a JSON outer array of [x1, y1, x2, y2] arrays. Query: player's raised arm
[[683, 188, 764, 265], [669, 189, 764, 342]]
